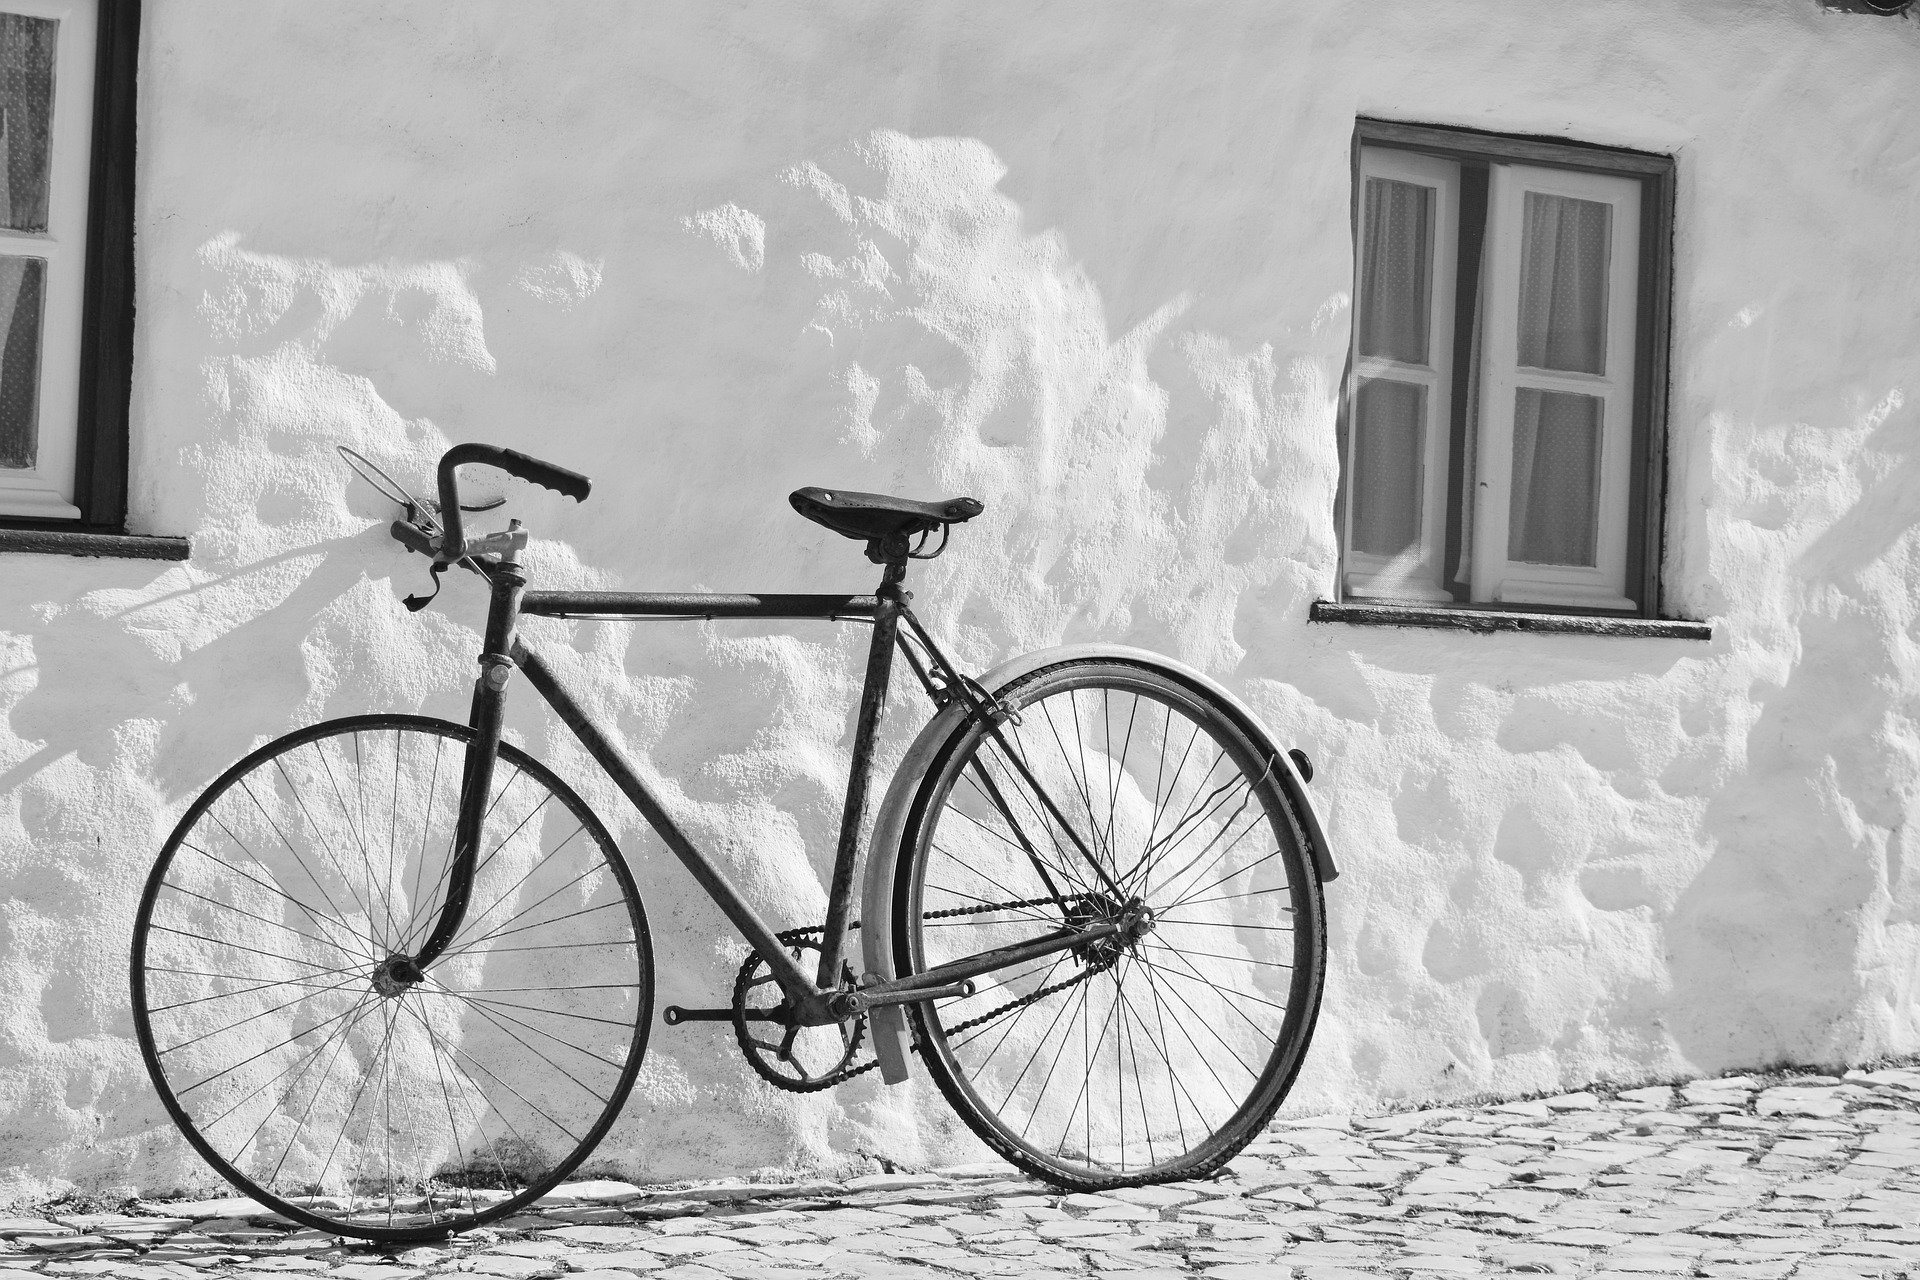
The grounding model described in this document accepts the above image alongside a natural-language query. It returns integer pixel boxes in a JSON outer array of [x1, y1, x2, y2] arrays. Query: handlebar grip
[[435, 442, 592, 562], [493, 447, 592, 503], [390, 520, 437, 557], [442, 443, 592, 504]]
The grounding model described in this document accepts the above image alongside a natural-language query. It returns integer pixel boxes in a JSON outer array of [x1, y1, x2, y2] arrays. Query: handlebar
[[413, 443, 591, 562]]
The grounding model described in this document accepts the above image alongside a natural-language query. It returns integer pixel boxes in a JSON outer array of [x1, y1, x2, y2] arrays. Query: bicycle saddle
[[788, 487, 984, 542]]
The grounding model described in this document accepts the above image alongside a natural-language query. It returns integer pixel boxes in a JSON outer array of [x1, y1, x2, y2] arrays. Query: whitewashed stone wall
[[0, 0, 1916, 1201]]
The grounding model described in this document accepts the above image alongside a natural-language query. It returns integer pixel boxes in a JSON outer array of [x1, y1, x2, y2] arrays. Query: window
[[1338, 120, 1675, 617], [0, 0, 135, 529]]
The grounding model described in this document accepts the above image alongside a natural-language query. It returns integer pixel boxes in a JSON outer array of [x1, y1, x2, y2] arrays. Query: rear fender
[[859, 643, 1336, 1085]]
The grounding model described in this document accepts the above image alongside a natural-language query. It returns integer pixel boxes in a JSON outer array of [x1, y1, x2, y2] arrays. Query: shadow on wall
[[5, 123, 1338, 1192]]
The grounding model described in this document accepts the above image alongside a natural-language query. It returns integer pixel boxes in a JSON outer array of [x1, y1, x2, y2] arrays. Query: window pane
[[0, 254, 44, 468], [1358, 178, 1432, 365], [1351, 378, 1425, 557], [1516, 192, 1610, 374], [0, 13, 55, 234], [1508, 388, 1600, 566]]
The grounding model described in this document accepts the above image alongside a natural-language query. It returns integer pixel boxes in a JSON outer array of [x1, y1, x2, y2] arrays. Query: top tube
[[519, 590, 881, 620]]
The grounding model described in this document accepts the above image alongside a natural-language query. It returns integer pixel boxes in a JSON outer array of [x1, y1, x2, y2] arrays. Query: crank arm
[[662, 1005, 786, 1025]]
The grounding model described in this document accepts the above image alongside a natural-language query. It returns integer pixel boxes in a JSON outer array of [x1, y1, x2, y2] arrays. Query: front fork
[[395, 536, 526, 979]]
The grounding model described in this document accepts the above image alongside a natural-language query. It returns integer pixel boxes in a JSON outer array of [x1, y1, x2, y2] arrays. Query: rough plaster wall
[[0, 0, 1916, 1198]]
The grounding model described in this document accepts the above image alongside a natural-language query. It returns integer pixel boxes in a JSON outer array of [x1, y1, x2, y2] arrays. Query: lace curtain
[[1507, 193, 1610, 566], [0, 14, 54, 469], [1352, 178, 1432, 557]]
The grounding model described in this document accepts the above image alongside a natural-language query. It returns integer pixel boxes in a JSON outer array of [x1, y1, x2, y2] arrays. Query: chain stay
[[778, 891, 1109, 1084]]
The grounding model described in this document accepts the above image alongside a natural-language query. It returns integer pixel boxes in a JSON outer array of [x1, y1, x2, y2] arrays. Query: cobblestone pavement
[[14, 1068, 1920, 1279]]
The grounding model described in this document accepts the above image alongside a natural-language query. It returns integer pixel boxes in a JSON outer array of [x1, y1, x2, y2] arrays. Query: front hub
[[370, 955, 425, 998]]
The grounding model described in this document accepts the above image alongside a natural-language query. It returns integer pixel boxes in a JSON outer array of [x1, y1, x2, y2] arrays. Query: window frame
[[1338, 118, 1677, 621], [0, 0, 137, 534]]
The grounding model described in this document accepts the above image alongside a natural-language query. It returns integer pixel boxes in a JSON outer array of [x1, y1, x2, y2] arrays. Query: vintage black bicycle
[[131, 443, 1337, 1242]]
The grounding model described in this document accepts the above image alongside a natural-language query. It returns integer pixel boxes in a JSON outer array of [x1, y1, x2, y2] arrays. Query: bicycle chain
[[763, 892, 1114, 1087]]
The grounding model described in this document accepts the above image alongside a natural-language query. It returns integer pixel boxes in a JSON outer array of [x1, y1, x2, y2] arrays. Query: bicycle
[[131, 442, 1338, 1243]]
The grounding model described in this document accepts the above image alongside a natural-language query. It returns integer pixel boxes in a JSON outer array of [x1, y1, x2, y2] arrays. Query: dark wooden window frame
[[0, 0, 180, 559], [1328, 117, 1681, 630]]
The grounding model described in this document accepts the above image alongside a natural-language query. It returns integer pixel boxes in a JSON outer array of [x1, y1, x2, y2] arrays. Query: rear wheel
[[132, 715, 651, 1242], [893, 661, 1326, 1188]]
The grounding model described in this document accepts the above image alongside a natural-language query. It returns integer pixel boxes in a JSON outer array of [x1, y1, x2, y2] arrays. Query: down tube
[[510, 640, 817, 1000]]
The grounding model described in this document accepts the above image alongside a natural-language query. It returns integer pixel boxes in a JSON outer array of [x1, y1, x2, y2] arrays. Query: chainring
[[731, 926, 868, 1093]]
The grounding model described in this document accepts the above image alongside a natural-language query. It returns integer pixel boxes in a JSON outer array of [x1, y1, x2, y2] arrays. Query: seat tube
[[413, 550, 526, 969], [816, 556, 908, 990]]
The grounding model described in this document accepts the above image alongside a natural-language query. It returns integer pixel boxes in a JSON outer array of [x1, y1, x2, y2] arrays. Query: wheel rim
[[903, 668, 1318, 1183], [133, 717, 651, 1240]]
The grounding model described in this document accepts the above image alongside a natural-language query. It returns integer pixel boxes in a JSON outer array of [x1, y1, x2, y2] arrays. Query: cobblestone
[[23, 1069, 1920, 1275]]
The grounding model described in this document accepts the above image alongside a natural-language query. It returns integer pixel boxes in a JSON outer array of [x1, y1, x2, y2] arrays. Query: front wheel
[[132, 715, 652, 1242], [893, 660, 1326, 1188]]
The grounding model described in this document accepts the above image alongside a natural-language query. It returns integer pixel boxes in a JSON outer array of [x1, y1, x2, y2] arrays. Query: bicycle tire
[[892, 659, 1326, 1188], [132, 715, 652, 1242]]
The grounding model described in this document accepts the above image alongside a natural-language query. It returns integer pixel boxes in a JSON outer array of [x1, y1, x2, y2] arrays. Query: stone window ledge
[[1311, 600, 1711, 640], [0, 527, 190, 560]]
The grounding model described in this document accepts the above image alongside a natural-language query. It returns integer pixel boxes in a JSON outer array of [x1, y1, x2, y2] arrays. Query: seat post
[[816, 541, 911, 992]]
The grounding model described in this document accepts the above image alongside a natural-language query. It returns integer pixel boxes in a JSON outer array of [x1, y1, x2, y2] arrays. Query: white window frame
[[0, 0, 98, 521], [1342, 149, 1457, 604], [1473, 164, 1640, 610]]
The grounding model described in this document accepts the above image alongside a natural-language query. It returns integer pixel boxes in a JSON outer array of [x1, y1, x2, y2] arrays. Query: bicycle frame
[[407, 544, 1129, 1030]]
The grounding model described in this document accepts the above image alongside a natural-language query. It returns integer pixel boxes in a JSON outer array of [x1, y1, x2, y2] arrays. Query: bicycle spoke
[[1128, 765, 1252, 900], [1170, 881, 1294, 911], [272, 755, 384, 943], [1011, 977, 1092, 1141], [315, 737, 401, 951], [182, 837, 379, 962], [159, 972, 363, 1060], [1156, 917, 1295, 931], [1141, 944, 1287, 1048], [1136, 959, 1230, 1132], [148, 960, 368, 1015], [422, 981, 619, 1096], [947, 955, 1070, 1068], [148, 924, 358, 976], [158, 880, 373, 966], [402, 996, 538, 1179], [208, 996, 372, 1142], [210, 808, 374, 959], [1163, 844, 1290, 913], [416, 986, 636, 1033]]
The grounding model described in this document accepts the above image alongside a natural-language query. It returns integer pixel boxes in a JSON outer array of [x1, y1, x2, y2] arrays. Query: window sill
[[1311, 600, 1711, 640], [0, 527, 190, 560]]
